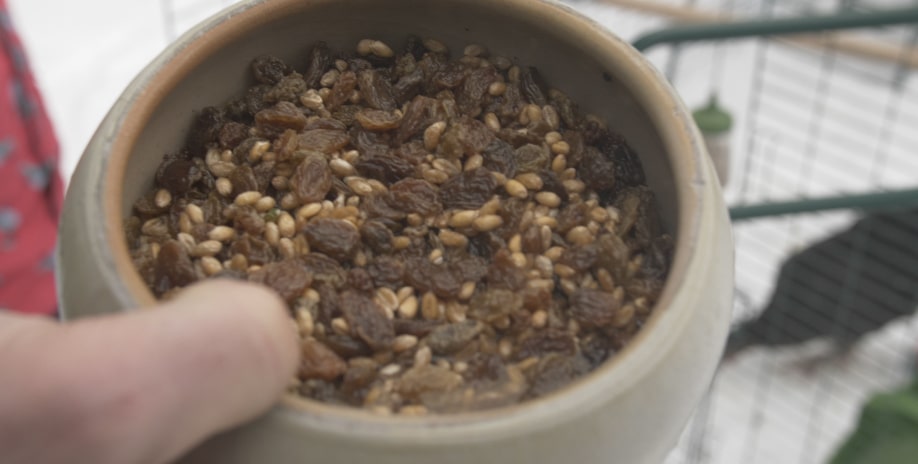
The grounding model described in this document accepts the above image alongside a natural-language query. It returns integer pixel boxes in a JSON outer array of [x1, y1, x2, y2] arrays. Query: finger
[[0, 280, 299, 464]]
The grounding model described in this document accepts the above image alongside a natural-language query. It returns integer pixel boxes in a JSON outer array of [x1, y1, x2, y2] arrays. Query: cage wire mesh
[[570, 0, 918, 463], [155, 1, 918, 463]]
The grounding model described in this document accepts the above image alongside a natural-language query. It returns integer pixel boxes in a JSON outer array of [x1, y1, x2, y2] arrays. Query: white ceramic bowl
[[58, 0, 734, 462]]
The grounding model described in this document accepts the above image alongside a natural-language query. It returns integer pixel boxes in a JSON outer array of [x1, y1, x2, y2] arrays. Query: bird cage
[[565, 0, 918, 462]]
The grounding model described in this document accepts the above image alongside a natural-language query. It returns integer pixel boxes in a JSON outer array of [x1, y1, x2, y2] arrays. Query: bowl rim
[[93, 0, 711, 441]]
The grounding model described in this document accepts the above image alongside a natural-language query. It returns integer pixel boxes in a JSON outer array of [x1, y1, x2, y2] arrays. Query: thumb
[[0, 279, 299, 464]]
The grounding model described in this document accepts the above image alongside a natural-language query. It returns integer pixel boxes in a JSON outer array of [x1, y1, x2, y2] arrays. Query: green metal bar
[[729, 188, 918, 221], [632, 6, 918, 51]]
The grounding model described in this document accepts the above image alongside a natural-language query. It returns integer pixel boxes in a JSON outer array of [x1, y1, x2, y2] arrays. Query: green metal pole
[[632, 6, 918, 51], [729, 188, 918, 221]]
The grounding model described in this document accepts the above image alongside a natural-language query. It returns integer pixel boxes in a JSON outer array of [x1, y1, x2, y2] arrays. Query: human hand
[[0, 280, 299, 464]]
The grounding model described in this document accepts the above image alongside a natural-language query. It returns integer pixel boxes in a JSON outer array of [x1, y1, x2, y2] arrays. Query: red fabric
[[0, 0, 63, 315]]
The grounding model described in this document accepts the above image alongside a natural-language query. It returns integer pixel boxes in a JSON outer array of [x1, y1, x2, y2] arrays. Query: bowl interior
[[105, 0, 701, 425], [117, 0, 680, 228]]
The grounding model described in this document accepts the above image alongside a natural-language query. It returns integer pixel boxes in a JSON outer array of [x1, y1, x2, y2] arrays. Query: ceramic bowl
[[58, 0, 734, 462]]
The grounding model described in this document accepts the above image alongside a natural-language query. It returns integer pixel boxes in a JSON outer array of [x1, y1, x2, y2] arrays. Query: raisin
[[426, 321, 483, 355], [331, 105, 361, 126], [496, 198, 528, 238], [355, 108, 402, 131], [255, 101, 306, 137], [397, 95, 443, 143], [316, 282, 341, 321], [244, 84, 272, 117], [579, 146, 616, 192], [230, 235, 275, 265], [595, 233, 631, 281], [394, 66, 424, 104], [155, 156, 201, 195], [432, 61, 467, 89], [228, 164, 259, 195], [252, 55, 292, 85], [358, 69, 397, 111], [393, 319, 440, 337], [361, 193, 407, 226], [325, 71, 357, 110], [405, 258, 462, 298], [438, 117, 493, 158], [403, 35, 426, 60], [528, 354, 590, 397], [439, 168, 497, 210], [303, 41, 332, 88], [302, 253, 346, 287], [626, 278, 664, 301], [297, 129, 349, 154], [514, 329, 576, 360], [250, 258, 312, 304], [339, 290, 395, 351], [520, 225, 543, 254], [340, 358, 379, 400], [366, 256, 405, 289], [469, 289, 523, 323], [467, 232, 504, 260], [185, 106, 226, 155], [233, 206, 266, 236], [266, 73, 308, 104], [481, 138, 517, 178], [514, 143, 550, 173], [580, 332, 612, 367], [231, 138, 260, 164], [132, 191, 168, 217], [486, 250, 527, 291], [457, 66, 497, 116], [570, 289, 622, 328], [549, 89, 578, 128], [498, 127, 543, 148], [290, 155, 333, 204], [520, 286, 552, 311], [592, 128, 646, 190], [644, 235, 673, 280], [398, 365, 463, 401], [304, 118, 348, 131], [560, 243, 599, 272], [392, 140, 428, 165], [556, 201, 590, 235], [497, 82, 525, 124], [451, 255, 489, 283], [562, 130, 585, 167], [252, 161, 276, 192], [360, 220, 394, 254], [303, 218, 361, 261], [355, 154, 415, 184], [463, 353, 506, 382], [538, 170, 569, 202], [218, 121, 251, 149], [350, 128, 390, 159], [299, 339, 348, 381], [519, 66, 548, 106], [390, 178, 440, 216], [153, 240, 197, 293], [347, 268, 375, 294]]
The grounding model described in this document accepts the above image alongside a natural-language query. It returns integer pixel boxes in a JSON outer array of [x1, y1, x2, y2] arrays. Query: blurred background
[[8, 0, 918, 462]]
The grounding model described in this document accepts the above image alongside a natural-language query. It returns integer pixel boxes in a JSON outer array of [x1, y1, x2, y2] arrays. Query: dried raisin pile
[[125, 37, 673, 415]]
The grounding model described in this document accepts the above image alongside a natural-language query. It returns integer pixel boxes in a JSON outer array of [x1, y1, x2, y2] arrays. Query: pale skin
[[0, 280, 300, 464]]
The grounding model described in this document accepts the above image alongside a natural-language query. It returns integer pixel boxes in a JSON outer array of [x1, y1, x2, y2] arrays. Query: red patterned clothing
[[0, 1, 63, 315]]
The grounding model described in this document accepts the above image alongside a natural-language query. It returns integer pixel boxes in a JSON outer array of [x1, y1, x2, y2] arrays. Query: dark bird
[[725, 208, 918, 358]]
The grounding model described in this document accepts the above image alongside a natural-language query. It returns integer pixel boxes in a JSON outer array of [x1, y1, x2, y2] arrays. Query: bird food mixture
[[125, 37, 673, 415]]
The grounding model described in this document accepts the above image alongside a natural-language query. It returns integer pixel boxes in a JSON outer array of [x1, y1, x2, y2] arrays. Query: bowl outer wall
[[56, 0, 734, 462]]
